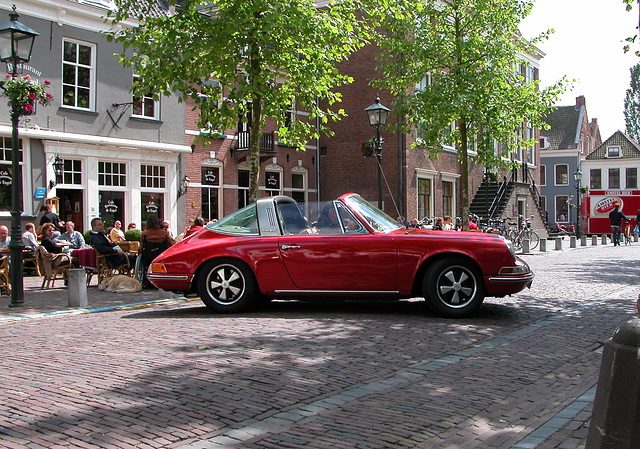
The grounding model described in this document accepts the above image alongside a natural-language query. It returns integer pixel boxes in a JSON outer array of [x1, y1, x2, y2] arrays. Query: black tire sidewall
[[197, 259, 256, 313]]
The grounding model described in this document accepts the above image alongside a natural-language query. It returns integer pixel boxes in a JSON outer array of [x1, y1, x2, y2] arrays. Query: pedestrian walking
[[609, 203, 627, 246]]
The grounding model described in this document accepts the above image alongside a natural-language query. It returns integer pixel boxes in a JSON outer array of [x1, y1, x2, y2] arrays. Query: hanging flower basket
[[0, 74, 53, 117], [579, 185, 589, 194], [360, 138, 376, 157]]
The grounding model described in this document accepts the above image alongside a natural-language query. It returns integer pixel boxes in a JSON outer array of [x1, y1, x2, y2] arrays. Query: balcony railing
[[235, 131, 275, 153]]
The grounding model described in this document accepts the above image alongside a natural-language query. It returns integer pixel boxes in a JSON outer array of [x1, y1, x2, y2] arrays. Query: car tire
[[198, 259, 256, 313], [423, 257, 485, 318]]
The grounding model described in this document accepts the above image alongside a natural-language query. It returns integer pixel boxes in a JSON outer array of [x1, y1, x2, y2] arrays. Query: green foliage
[[0, 74, 53, 116], [124, 229, 141, 242], [623, 0, 640, 55], [83, 230, 92, 245], [107, 0, 374, 202], [625, 64, 640, 141], [371, 0, 567, 229]]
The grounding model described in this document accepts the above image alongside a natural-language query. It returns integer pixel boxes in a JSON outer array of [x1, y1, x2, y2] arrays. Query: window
[[415, 74, 431, 142], [540, 165, 546, 186], [62, 159, 82, 185], [609, 168, 620, 189], [265, 171, 282, 196], [98, 161, 127, 187], [141, 193, 163, 223], [201, 166, 221, 222], [140, 165, 166, 188], [0, 137, 23, 212], [442, 181, 453, 217], [606, 146, 622, 158], [555, 164, 568, 185], [555, 196, 569, 222], [291, 170, 307, 203], [626, 167, 637, 189], [526, 124, 534, 164], [132, 73, 158, 119], [417, 178, 432, 219], [590, 169, 601, 189], [238, 170, 249, 209], [62, 39, 95, 109]]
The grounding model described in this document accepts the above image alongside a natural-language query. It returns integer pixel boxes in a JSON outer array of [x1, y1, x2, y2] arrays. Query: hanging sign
[[34, 187, 46, 199], [104, 200, 118, 213]]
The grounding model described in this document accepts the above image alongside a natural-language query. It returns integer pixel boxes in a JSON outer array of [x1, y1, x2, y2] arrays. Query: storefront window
[[141, 193, 163, 224], [141, 164, 166, 188], [201, 167, 220, 222], [99, 191, 124, 229], [98, 161, 126, 186], [62, 159, 82, 185], [0, 137, 23, 212], [238, 170, 249, 209]]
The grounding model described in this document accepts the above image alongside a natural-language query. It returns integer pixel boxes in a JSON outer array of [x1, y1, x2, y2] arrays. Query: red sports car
[[147, 193, 533, 317]]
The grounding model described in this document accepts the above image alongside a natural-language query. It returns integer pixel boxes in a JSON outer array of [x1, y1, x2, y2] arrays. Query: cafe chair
[[36, 246, 71, 289], [0, 256, 11, 296], [93, 248, 132, 285], [23, 251, 41, 276]]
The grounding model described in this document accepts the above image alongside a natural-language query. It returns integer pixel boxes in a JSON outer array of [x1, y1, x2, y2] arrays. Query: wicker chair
[[36, 246, 72, 289], [93, 248, 132, 285], [0, 255, 11, 296]]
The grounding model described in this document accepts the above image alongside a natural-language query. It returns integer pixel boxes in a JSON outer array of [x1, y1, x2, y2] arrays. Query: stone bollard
[[570, 236, 577, 248], [592, 235, 598, 246], [539, 238, 547, 252], [586, 317, 640, 449], [555, 237, 563, 251], [581, 235, 587, 246], [522, 238, 530, 254], [602, 234, 608, 245], [68, 268, 88, 308], [635, 232, 638, 243]]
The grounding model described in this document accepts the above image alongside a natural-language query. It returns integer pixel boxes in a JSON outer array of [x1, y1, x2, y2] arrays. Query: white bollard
[[555, 238, 563, 251], [68, 268, 88, 308], [539, 238, 547, 252], [570, 236, 577, 248], [581, 235, 587, 246], [592, 235, 598, 246]]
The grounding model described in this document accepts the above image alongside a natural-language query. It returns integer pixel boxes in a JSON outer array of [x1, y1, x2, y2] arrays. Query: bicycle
[[623, 220, 633, 246], [507, 216, 540, 251]]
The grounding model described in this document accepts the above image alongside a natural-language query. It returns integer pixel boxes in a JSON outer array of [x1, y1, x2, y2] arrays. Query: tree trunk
[[248, 95, 262, 204], [459, 120, 469, 232]]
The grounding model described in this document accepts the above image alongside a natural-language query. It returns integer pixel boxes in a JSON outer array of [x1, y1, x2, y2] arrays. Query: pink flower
[[29, 92, 35, 100], [44, 80, 50, 85], [24, 75, 30, 80], [46, 93, 52, 99], [24, 104, 33, 112], [4, 74, 10, 79]]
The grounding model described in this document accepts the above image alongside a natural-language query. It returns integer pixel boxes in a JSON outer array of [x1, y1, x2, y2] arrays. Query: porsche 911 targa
[[147, 193, 533, 317]]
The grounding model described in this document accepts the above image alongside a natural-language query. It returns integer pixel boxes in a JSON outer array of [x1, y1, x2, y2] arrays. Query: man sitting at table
[[89, 217, 136, 268], [60, 221, 86, 254], [40, 223, 78, 268]]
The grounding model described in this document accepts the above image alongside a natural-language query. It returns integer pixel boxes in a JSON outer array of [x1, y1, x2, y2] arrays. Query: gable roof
[[586, 130, 640, 159], [542, 105, 582, 150]]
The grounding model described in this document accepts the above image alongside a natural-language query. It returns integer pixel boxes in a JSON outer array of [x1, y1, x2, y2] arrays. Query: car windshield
[[207, 203, 259, 235], [343, 194, 403, 233]]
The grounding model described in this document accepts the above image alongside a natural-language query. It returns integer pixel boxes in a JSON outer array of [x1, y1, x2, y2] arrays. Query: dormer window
[[606, 146, 622, 158]]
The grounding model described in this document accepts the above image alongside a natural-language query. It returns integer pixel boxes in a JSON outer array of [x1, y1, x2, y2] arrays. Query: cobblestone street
[[0, 242, 638, 448]]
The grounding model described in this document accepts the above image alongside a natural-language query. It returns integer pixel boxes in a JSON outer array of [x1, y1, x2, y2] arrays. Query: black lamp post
[[573, 167, 582, 239], [0, 6, 39, 308], [364, 96, 390, 209]]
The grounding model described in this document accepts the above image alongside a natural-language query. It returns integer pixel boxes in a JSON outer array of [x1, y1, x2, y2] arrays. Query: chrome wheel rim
[[436, 265, 477, 308], [206, 264, 246, 306]]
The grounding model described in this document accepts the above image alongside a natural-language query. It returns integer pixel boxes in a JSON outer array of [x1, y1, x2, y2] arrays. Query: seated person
[[0, 225, 10, 250], [22, 222, 38, 257], [40, 223, 78, 267], [184, 217, 205, 238], [142, 215, 176, 246], [59, 221, 86, 254], [313, 204, 341, 234], [109, 220, 125, 243], [89, 217, 136, 268]]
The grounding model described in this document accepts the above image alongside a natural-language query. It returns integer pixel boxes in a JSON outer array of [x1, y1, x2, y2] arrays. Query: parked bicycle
[[507, 215, 539, 251]]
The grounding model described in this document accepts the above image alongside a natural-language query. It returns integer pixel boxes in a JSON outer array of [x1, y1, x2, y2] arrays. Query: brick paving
[[0, 239, 638, 448]]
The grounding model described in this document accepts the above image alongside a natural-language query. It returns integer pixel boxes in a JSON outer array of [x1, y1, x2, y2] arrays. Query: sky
[[519, 0, 640, 139]]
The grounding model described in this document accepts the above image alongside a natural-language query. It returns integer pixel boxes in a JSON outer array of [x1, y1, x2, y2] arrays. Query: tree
[[625, 63, 640, 141], [373, 0, 566, 229], [106, 0, 372, 203], [624, 0, 640, 55]]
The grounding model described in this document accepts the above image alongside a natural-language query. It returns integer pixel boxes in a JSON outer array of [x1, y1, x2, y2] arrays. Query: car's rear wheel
[[423, 257, 485, 318], [198, 259, 256, 313]]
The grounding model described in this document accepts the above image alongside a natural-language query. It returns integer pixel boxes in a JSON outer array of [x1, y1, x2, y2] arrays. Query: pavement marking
[[175, 286, 637, 449], [0, 297, 198, 322]]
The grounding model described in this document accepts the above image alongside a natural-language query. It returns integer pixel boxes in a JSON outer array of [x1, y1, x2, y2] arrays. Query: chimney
[[576, 95, 586, 108]]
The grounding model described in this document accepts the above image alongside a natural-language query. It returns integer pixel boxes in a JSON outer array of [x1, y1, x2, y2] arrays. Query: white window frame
[[140, 164, 166, 189], [554, 195, 569, 223], [554, 164, 569, 186], [98, 161, 127, 188], [61, 158, 82, 186], [132, 73, 159, 120], [416, 169, 437, 220], [441, 172, 460, 217], [606, 146, 622, 158], [540, 164, 546, 186], [201, 159, 223, 222], [62, 38, 96, 111], [290, 166, 308, 203], [265, 164, 283, 196]]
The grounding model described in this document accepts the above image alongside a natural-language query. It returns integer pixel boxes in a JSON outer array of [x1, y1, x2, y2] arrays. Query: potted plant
[[579, 185, 589, 194], [0, 74, 53, 116], [360, 138, 376, 157], [123, 229, 141, 254]]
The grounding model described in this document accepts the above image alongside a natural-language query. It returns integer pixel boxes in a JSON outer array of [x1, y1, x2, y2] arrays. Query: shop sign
[[34, 187, 46, 199], [145, 200, 158, 214], [0, 170, 11, 187], [104, 200, 118, 213]]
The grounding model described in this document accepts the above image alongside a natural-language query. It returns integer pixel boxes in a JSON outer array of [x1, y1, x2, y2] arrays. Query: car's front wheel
[[423, 257, 485, 318], [198, 259, 256, 313]]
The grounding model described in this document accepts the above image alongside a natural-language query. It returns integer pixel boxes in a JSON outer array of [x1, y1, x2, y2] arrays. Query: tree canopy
[[107, 0, 373, 202], [625, 63, 640, 141], [372, 0, 566, 227]]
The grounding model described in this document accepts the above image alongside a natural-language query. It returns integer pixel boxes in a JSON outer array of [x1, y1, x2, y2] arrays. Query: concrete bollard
[[67, 268, 88, 308], [602, 234, 608, 245], [522, 238, 530, 254], [635, 232, 638, 243], [581, 235, 587, 246], [592, 235, 598, 246], [555, 237, 563, 251], [570, 236, 577, 248], [539, 238, 547, 252], [586, 317, 640, 449]]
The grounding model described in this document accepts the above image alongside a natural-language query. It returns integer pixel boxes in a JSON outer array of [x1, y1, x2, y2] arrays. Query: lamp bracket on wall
[[107, 102, 133, 129]]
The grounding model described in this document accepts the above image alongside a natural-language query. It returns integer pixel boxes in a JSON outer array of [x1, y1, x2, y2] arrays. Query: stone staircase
[[470, 181, 514, 218]]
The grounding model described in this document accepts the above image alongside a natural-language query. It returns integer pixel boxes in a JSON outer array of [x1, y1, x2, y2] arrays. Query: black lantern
[[573, 167, 583, 239], [0, 6, 38, 308], [49, 155, 63, 189], [177, 175, 191, 198], [364, 96, 390, 209]]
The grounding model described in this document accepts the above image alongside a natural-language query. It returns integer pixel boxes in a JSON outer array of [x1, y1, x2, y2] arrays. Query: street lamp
[[573, 167, 582, 239], [0, 6, 39, 308], [364, 96, 390, 209], [49, 155, 64, 189]]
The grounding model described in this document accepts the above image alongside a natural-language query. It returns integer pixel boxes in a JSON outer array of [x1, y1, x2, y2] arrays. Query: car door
[[278, 202, 398, 292]]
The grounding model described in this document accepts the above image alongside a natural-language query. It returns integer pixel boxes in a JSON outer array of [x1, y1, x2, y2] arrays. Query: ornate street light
[[364, 96, 390, 209], [49, 154, 64, 188], [573, 167, 582, 239], [177, 175, 191, 198], [0, 6, 39, 308]]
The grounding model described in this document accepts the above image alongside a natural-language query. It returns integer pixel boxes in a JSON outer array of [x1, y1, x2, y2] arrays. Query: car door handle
[[281, 244, 301, 250]]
